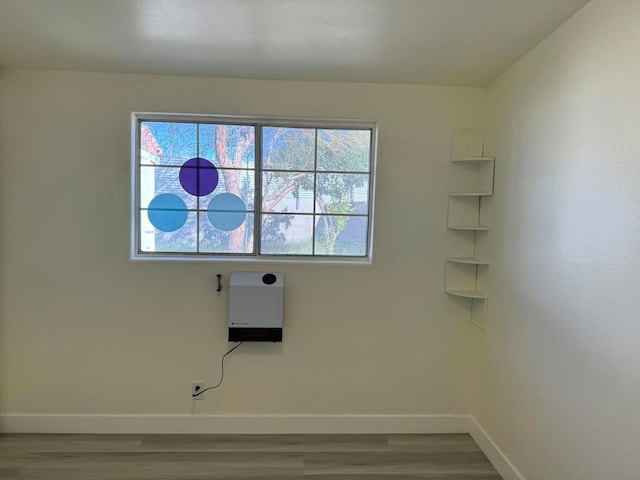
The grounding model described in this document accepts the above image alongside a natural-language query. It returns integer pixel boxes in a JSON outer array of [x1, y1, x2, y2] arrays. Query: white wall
[[474, 0, 640, 478], [0, 70, 484, 420]]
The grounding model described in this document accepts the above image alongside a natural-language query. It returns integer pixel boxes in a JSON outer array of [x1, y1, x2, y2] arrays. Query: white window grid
[[131, 113, 378, 263]]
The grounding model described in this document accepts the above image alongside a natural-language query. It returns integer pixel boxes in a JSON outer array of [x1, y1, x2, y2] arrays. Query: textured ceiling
[[0, 0, 590, 86]]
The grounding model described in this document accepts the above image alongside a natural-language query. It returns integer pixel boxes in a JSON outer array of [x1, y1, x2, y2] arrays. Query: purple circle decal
[[179, 157, 219, 196]]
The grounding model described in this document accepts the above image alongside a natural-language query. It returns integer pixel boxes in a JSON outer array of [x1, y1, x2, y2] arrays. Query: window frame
[[131, 112, 377, 264]]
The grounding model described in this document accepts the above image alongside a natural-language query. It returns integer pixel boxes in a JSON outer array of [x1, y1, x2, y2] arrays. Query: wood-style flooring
[[0, 433, 502, 479]]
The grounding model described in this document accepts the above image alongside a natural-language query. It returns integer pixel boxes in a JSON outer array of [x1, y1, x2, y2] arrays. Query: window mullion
[[196, 123, 200, 253], [254, 124, 262, 256], [312, 128, 318, 255]]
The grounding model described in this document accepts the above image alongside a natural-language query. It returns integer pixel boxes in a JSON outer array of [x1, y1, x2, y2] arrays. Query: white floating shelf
[[447, 129, 494, 329], [446, 289, 488, 299], [449, 192, 493, 197], [447, 257, 489, 265], [451, 157, 495, 164], [448, 225, 491, 231]]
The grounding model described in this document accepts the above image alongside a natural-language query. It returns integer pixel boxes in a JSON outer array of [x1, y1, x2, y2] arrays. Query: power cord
[[192, 342, 243, 398]]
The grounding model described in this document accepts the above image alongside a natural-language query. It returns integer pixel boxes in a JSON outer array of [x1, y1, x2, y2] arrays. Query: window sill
[[130, 253, 373, 265]]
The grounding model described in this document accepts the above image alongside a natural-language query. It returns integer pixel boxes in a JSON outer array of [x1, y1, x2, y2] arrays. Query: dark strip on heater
[[228, 328, 282, 342]]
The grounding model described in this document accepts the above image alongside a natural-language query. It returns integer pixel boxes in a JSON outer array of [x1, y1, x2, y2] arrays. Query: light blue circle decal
[[147, 193, 188, 232], [207, 193, 247, 231]]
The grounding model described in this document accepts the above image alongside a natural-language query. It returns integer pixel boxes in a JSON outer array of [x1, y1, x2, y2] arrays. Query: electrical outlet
[[192, 382, 204, 400]]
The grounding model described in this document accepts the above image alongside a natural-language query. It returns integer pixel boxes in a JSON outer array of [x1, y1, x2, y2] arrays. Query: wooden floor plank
[[220, 475, 503, 480], [139, 434, 391, 452], [386, 434, 482, 452], [17, 451, 303, 479], [0, 434, 142, 453], [0, 467, 23, 479], [0, 433, 502, 479], [303, 451, 499, 475]]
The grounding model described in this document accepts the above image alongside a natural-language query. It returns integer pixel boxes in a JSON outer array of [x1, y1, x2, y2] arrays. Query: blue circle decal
[[147, 193, 188, 232], [207, 193, 246, 231], [179, 157, 219, 197]]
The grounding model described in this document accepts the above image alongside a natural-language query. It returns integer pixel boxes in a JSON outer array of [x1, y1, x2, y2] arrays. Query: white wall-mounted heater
[[228, 272, 284, 342]]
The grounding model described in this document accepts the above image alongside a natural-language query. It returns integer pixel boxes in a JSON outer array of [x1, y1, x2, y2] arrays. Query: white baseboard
[[468, 416, 526, 480], [0, 414, 470, 435]]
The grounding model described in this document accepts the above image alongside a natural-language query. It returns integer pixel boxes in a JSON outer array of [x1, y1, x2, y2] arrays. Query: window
[[132, 114, 376, 262]]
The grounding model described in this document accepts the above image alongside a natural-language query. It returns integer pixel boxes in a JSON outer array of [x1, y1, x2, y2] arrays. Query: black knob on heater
[[262, 273, 277, 285]]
